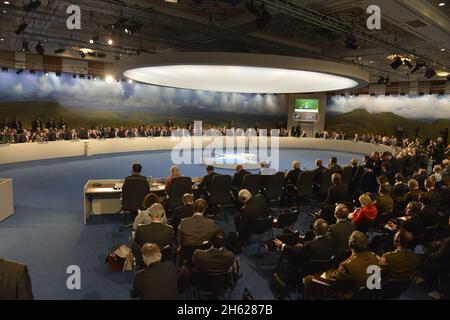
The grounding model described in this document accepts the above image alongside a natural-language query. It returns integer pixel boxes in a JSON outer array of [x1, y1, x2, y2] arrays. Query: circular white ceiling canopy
[[118, 53, 369, 94]]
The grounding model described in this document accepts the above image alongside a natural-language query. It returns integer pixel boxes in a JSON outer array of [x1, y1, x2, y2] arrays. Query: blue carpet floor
[[0, 149, 430, 299]]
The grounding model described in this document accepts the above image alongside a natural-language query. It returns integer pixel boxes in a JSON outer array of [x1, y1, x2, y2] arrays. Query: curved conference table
[[0, 137, 395, 165], [0, 137, 395, 224]]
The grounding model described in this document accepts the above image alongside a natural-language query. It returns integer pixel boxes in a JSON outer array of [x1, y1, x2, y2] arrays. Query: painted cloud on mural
[[328, 95, 450, 119], [0, 71, 287, 115]]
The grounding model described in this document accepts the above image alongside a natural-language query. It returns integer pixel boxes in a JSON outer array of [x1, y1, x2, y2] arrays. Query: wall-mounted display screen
[[295, 99, 319, 113]]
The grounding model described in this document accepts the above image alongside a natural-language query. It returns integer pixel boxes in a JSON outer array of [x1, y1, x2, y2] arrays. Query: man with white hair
[[259, 161, 277, 189], [134, 203, 173, 250], [130, 243, 179, 300], [235, 189, 270, 243]]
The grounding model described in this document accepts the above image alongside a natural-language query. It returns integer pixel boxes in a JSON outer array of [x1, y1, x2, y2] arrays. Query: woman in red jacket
[[350, 194, 378, 226]]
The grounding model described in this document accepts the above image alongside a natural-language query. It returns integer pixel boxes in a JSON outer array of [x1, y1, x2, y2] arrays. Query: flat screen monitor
[[294, 99, 319, 113]]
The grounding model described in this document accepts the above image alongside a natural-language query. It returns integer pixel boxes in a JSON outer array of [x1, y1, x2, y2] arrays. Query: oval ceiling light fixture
[[116, 53, 369, 94]]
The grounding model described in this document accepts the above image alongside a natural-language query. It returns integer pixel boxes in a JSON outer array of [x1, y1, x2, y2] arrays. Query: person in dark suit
[[131, 243, 179, 300], [58, 118, 67, 130], [423, 178, 442, 208], [235, 190, 270, 243], [285, 160, 302, 185], [198, 165, 219, 198], [392, 173, 407, 200], [379, 230, 421, 281], [231, 164, 250, 188], [46, 118, 55, 130], [10, 117, 22, 133], [177, 199, 215, 248], [134, 204, 173, 249], [275, 219, 335, 269], [328, 157, 343, 174], [314, 159, 327, 184], [171, 193, 194, 231], [375, 184, 394, 215], [192, 228, 235, 274], [419, 192, 440, 228], [388, 202, 425, 240], [328, 204, 355, 262], [401, 179, 421, 206], [326, 173, 349, 205], [303, 231, 379, 300], [259, 161, 277, 188], [31, 117, 42, 132], [0, 258, 33, 300], [122, 163, 150, 223]]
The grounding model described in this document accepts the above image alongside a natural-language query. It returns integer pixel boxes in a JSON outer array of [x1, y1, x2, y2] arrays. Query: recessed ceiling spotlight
[[89, 39, 94, 44], [438, 2, 446, 7], [108, 39, 113, 45], [369, 60, 374, 63], [4, 1, 10, 5], [2, 10, 6, 13], [0, 38, 4, 41], [441, 48, 446, 51]]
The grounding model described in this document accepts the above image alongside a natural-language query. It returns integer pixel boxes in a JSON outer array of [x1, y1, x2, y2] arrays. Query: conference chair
[[119, 178, 150, 232], [319, 169, 334, 197], [208, 175, 233, 221], [263, 172, 285, 211], [273, 210, 299, 230], [379, 278, 412, 300], [286, 171, 316, 209], [248, 216, 274, 258], [342, 166, 353, 186], [177, 242, 211, 268], [241, 174, 261, 196], [191, 271, 233, 300], [166, 176, 193, 210]]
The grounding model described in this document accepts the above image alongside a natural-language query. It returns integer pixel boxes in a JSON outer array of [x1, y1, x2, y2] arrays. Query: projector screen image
[[295, 99, 319, 113]]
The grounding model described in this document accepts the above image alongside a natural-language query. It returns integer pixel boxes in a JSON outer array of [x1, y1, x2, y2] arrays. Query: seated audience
[[0, 258, 33, 300], [388, 202, 425, 240], [326, 173, 349, 205], [192, 229, 235, 274], [177, 199, 215, 248], [328, 204, 355, 262], [259, 161, 277, 188], [430, 165, 443, 184], [303, 231, 379, 300], [130, 243, 179, 300], [379, 230, 421, 281], [133, 193, 161, 230], [350, 194, 378, 228], [235, 189, 270, 243], [122, 162, 150, 223]]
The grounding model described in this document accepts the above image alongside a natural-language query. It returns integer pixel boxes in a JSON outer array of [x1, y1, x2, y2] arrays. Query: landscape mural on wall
[[0, 71, 287, 129], [325, 95, 450, 139]]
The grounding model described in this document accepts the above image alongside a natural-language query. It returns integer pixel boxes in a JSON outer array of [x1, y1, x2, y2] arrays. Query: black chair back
[[264, 172, 285, 200], [274, 211, 299, 229], [296, 171, 315, 197], [250, 216, 274, 235], [122, 178, 149, 211], [241, 174, 261, 196], [380, 278, 412, 299], [303, 260, 333, 276], [275, 230, 300, 246], [319, 205, 336, 224], [342, 166, 353, 185], [166, 176, 192, 209], [209, 175, 233, 206], [319, 169, 333, 195], [191, 272, 231, 297], [352, 165, 364, 188], [178, 243, 211, 267]]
